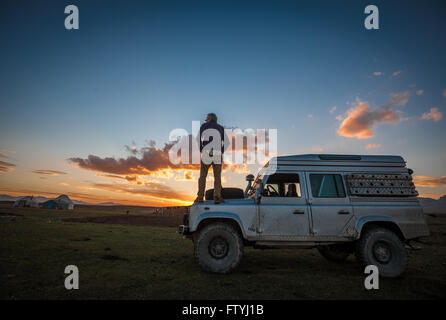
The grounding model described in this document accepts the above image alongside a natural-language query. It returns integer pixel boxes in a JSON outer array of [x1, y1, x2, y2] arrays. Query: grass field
[[1, 203, 445, 300]]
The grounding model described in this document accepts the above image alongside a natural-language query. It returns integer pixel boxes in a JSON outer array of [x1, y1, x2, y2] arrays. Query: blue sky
[[0, 0, 445, 204]]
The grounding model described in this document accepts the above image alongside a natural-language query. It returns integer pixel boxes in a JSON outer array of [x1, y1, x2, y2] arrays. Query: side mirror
[[244, 174, 255, 197]]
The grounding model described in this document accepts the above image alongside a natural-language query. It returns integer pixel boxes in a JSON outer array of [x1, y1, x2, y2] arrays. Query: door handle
[[293, 209, 305, 214], [338, 210, 350, 215]]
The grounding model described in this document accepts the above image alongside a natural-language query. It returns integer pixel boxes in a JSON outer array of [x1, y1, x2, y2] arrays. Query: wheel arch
[[355, 215, 406, 240], [192, 212, 246, 239]]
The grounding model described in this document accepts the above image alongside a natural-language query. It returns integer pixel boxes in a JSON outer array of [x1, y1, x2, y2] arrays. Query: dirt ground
[[64, 214, 183, 228], [1, 202, 445, 299]]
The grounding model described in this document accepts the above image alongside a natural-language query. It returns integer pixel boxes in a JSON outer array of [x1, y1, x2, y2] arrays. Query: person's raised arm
[[222, 126, 231, 154]]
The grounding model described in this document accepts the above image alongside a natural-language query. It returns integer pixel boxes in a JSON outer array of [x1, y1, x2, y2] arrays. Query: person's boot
[[194, 197, 204, 203], [214, 198, 225, 204]]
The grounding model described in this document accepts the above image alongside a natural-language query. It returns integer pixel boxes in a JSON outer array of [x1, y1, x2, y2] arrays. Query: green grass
[[1, 205, 445, 299]]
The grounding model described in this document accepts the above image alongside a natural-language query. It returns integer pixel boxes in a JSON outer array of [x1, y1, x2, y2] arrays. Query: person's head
[[205, 113, 218, 122]]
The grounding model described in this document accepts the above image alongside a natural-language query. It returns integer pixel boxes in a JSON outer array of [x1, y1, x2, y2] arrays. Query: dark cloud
[[32, 170, 67, 176], [0, 160, 15, 173], [69, 142, 199, 175], [96, 173, 141, 184], [0, 160, 15, 167]]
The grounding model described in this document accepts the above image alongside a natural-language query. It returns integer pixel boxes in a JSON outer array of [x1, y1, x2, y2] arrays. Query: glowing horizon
[[1, 1, 445, 205]]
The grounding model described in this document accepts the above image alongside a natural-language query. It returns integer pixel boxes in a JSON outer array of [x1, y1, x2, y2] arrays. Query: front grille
[[182, 213, 190, 226]]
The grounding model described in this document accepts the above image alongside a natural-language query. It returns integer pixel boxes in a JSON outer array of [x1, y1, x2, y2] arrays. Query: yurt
[[42, 195, 74, 210], [13, 196, 39, 208]]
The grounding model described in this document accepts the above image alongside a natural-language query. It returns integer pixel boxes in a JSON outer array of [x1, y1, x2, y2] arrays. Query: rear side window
[[310, 174, 346, 198]]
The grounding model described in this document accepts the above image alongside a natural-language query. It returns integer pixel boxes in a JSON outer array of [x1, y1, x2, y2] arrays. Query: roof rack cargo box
[[269, 154, 406, 169]]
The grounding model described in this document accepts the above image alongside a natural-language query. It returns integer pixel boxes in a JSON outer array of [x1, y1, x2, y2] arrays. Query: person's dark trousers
[[197, 158, 222, 201]]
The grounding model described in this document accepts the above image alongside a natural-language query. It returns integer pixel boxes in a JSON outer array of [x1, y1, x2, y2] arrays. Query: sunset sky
[[1, 0, 445, 206]]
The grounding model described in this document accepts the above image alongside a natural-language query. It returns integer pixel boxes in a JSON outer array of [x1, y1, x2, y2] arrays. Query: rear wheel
[[194, 222, 243, 273], [356, 227, 407, 278], [318, 243, 352, 262]]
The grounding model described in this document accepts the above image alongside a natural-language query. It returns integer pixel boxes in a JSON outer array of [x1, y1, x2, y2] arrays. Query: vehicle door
[[304, 172, 353, 237], [258, 172, 311, 237]]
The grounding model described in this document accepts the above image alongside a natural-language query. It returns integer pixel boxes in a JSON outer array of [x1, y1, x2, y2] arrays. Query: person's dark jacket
[[199, 120, 228, 153]]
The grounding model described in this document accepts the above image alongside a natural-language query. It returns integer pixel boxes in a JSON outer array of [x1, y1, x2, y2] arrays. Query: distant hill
[[418, 196, 446, 214], [2, 193, 445, 212], [0, 194, 17, 202], [97, 202, 121, 206], [0, 194, 121, 206]]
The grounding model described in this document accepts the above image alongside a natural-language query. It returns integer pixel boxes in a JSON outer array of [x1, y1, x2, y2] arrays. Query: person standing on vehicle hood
[[195, 113, 228, 204]]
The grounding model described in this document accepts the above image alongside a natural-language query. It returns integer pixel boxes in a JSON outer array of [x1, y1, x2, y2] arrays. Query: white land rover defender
[[178, 154, 430, 277]]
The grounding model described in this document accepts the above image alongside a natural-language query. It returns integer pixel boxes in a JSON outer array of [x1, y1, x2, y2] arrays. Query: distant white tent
[[42, 194, 74, 210], [13, 196, 39, 208]]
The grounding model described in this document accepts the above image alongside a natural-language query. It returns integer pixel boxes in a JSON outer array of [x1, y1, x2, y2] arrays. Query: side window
[[263, 183, 280, 197], [310, 174, 346, 198], [263, 173, 302, 197]]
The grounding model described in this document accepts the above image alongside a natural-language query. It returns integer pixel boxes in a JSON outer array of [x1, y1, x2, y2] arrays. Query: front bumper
[[178, 224, 190, 235]]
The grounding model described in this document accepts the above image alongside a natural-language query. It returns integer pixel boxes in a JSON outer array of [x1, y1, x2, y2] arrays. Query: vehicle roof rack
[[318, 155, 361, 161]]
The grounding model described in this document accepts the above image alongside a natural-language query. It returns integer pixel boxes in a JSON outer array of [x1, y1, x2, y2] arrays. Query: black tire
[[194, 223, 243, 273], [356, 227, 408, 278], [318, 243, 352, 262], [205, 188, 244, 200]]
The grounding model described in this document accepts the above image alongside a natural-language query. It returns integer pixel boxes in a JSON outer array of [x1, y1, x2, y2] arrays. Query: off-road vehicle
[[179, 154, 429, 277]]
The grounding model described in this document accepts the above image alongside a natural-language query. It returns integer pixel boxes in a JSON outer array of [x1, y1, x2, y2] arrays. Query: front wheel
[[194, 223, 243, 273], [356, 227, 408, 278]]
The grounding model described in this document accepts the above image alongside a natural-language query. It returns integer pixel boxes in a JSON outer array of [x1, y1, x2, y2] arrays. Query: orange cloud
[[421, 107, 443, 122], [337, 101, 402, 139], [418, 193, 444, 200], [0, 153, 8, 158], [413, 176, 446, 187], [337, 92, 409, 139], [175, 171, 195, 182], [184, 171, 193, 180], [390, 70, 402, 78], [366, 143, 381, 150], [90, 182, 192, 203]]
